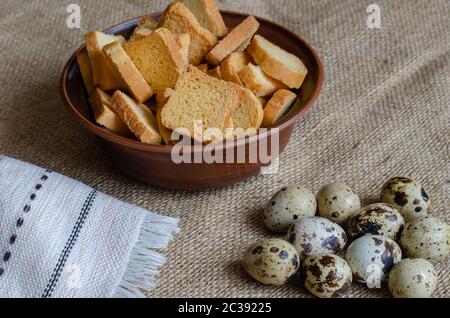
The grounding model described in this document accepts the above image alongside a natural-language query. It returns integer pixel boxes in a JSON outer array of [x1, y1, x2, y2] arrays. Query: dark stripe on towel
[[41, 189, 97, 298]]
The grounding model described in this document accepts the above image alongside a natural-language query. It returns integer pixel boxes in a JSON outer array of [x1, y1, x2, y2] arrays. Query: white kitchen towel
[[0, 156, 180, 298]]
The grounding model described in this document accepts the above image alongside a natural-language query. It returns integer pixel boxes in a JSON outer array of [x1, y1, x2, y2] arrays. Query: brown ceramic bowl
[[61, 11, 323, 190]]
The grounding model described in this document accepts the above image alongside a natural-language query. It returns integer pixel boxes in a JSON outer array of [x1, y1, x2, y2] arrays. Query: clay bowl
[[61, 11, 323, 190]]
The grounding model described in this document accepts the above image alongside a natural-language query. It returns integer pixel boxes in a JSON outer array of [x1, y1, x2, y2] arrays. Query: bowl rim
[[60, 10, 324, 154]]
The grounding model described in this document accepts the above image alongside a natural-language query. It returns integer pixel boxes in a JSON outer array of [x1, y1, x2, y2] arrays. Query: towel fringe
[[113, 213, 180, 298]]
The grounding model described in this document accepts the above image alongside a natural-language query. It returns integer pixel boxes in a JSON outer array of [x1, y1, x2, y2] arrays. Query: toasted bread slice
[[129, 17, 159, 41], [196, 63, 209, 73], [206, 16, 259, 66], [236, 35, 252, 52], [130, 31, 190, 65], [224, 115, 235, 141], [139, 17, 159, 30], [221, 51, 252, 86], [89, 88, 130, 135], [161, 66, 240, 143], [157, 108, 174, 145], [262, 89, 297, 127], [210, 115, 235, 143], [160, 2, 217, 65], [238, 64, 287, 97], [247, 35, 308, 89], [129, 27, 153, 42], [156, 87, 175, 107], [233, 88, 264, 131], [84, 32, 125, 90], [110, 91, 162, 144], [76, 50, 95, 95], [226, 116, 234, 130], [156, 88, 175, 145], [114, 35, 126, 44], [124, 28, 186, 91], [208, 66, 222, 79], [180, 0, 228, 38], [103, 42, 153, 103], [90, 87, 111, 110], [175, 33, 191, 66]]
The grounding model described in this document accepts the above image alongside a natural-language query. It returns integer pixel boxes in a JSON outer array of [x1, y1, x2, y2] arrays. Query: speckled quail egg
[[302, 254, 353, 298], [264, 186, 317, 233], [347, 203, 405, 241], [345, 235, 402, 285], [242, 238, 300, 286], [286, 217, 347, 260], [317, 182, 361, 225], [380, 177, 430, 222], [388, 258, 438, 298], [399, 216, 449, 263]]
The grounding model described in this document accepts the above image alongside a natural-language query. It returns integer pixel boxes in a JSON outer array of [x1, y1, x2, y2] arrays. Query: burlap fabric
[[0, 0, 448, 298]]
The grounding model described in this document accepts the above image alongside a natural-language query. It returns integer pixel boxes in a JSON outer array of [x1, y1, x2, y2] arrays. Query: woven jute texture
[[0, 0, 448, 298]]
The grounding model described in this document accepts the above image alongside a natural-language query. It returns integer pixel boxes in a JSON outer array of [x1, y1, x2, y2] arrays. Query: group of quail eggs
[[242, 177, 449, 298]]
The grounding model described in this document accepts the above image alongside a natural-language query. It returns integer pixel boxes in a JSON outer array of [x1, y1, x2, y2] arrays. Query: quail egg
[[286, 217, 347, 260], [388, 258, 438, 298], [380, 177, 430, 222], [264, 186, 317, 233], [242, 238, 300, 286], [302, 254, 353, 298], [345, 235, 402, 285], [399, 216, 449, 263], [317, 182, 361, 225], [347, 203, 405, 241]]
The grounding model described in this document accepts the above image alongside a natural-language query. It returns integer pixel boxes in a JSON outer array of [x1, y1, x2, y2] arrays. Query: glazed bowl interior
[[62, 11, 323, 153]]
